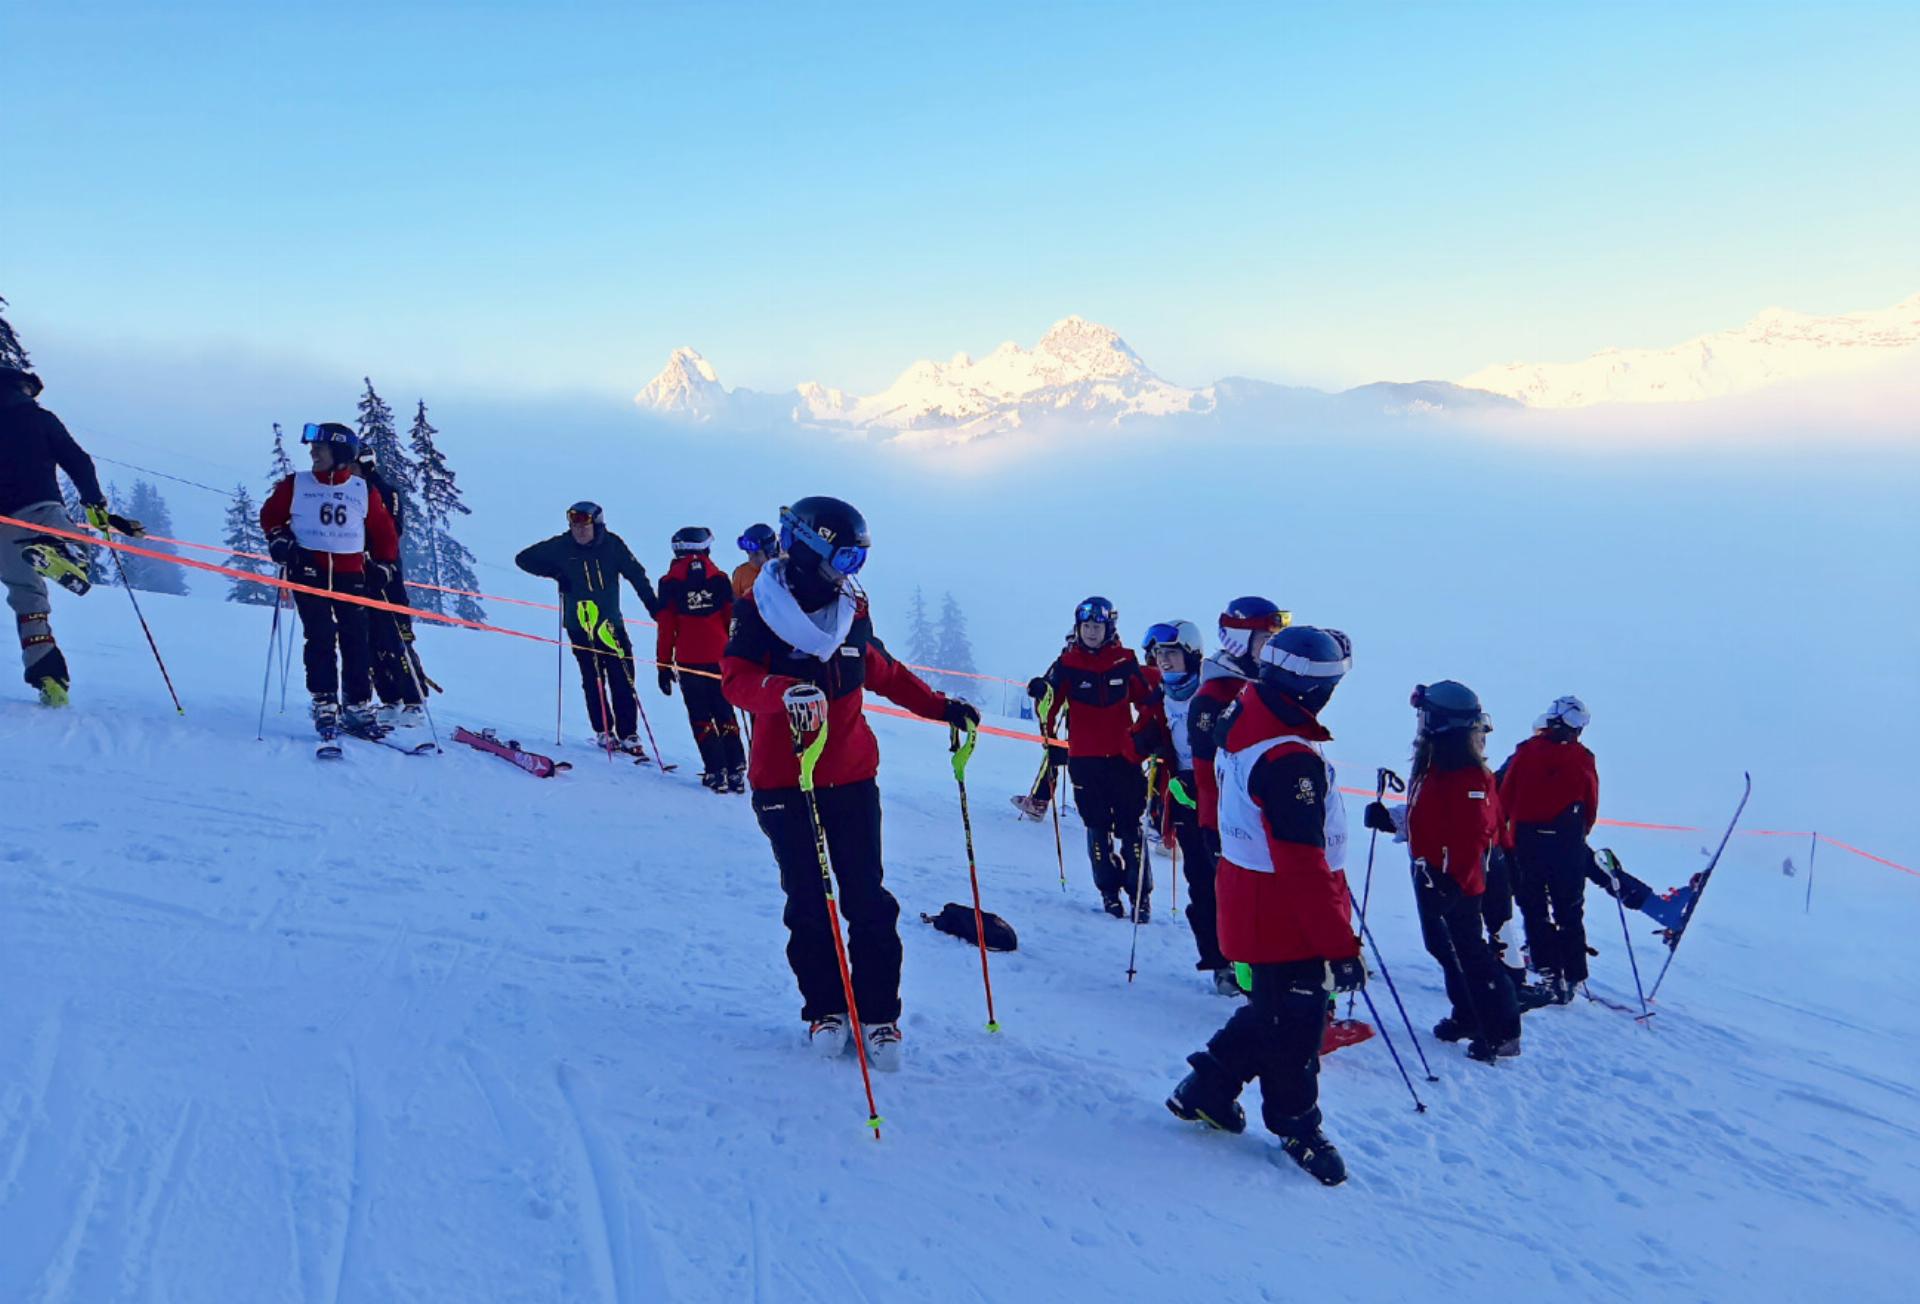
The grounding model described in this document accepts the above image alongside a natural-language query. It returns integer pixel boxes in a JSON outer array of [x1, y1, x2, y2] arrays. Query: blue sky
[[5, 1, 1917, 397]]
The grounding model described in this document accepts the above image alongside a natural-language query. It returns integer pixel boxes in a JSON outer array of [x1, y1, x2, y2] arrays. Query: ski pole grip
[[783, 683, 828, 738]]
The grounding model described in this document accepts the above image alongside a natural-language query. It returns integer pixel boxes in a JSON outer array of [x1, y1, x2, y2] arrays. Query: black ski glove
[[367, 558, 396, 589], [1363, 801, 1397, 834], [658, 665, 675, 695], [1329, 956, 1367, 993], [1026, 676, 1049, 701], [942, 699, 981, 730], [266, 532, 302, 569]]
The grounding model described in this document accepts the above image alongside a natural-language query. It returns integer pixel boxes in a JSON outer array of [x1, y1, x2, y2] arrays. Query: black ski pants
[[572, 630, 638, 739], [366, 564, 423, 707], [1199, 959, 1330, 1138], [753, 779, 903, 1025], [1415, 871, 1521, 1043], [677, 662, 746, 775], [1511, 813, 1593, 984], [1069, 755, 1149, 901], [1179, 802, 1226, 971], [293, 570, 372, 704]]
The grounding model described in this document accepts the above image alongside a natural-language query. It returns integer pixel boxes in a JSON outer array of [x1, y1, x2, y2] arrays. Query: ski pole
[[1356, 983, 1427, 1113], [1126, 760, 1156, 983], [591, 652, 617, 760], [555, 606, 565, 745], [1359, 919, 1438, 1082], [1161, 776, 1180, 919], [949, 722, 1001, 1031], [1348, 766, 1403, 1018], [256, 570, 285, 740], [1037, 688, 1067, 891], [1804, 831, 1816, 914], [1602, 851, 1651, 1023], [786, 684, 884, 1139], [1649, 772, 1753, 1001], [398, 625, 444, 753], [622, 657, 673, 774], [103, 523, 184, 714], [278, 596, 298, 713]]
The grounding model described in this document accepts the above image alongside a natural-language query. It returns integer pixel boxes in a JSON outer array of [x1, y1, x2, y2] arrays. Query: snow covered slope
[[1462, 292, 1920, 408], [2, 592, 1914, 1301]]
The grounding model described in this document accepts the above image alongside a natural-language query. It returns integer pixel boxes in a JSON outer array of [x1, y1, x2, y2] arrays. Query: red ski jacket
[[259, 468, 399, 577], [1407, 764, 1502, 896], [1498, 734, 1599, 842], [656, 554, 734, 667], [722, 593, 951, 790], [1188, 658, 1252, 830], [1212, 686, 1361, 966], [1038, 640, 1165, 763]]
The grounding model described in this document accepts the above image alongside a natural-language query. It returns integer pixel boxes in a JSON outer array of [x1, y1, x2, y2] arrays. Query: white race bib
[[289, 473, 369, 553], [1215, 733, 1347, 873]]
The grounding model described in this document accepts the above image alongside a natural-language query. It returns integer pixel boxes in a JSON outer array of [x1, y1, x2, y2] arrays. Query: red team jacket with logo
[[655, 554, 734, 667]]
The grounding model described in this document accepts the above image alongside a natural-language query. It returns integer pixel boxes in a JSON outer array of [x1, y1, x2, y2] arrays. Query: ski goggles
[[567, 501, 603, 526], [300, 421, 358, 447], [1142, 621, 1185, 651], [780, 510, 868, 576], [1075, 599, 1116, 625], [1219, 608, 1291, 635]]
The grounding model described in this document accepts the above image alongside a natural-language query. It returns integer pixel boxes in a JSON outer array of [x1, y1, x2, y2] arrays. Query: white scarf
[[753, 559, 856, 661]]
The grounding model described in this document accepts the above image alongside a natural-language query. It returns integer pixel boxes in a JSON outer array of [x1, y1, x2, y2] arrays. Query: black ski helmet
[[567, 501, 605, 528], [671, 526, 714, 556], [779, 496, 870, 582], [1073, 596, 1118, 646], [300, 421, 361, 466], [1218, 595, 1290, 660], [1412, 680, 1491, 735], [1, 365, 43, 400], [738, 522, 777, 556], [1256, 625, 1350, 711]]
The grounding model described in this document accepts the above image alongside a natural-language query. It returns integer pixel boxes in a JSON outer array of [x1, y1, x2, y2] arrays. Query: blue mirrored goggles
[[1142, 621, 1182, 651], [738, 531, 773, 554], [1076, 601, 1115, 624], [780, 518, 867, 576]]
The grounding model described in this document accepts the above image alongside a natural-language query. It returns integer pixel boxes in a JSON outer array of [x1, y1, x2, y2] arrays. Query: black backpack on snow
[[921, 903, 1019, 952]]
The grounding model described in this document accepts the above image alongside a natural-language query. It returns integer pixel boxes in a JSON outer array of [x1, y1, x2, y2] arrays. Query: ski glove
[[1414, 857, 1460, 900], [657, 666, 675, 695], [1363, 801, 1397, 834], [1328, 956, 1367, 994], [266, 531, 303, 568], [367, 559, 397, 589], [85, 504, 145, 537], [1026, 676, 1049, 701], [942, 699, 981, 730]]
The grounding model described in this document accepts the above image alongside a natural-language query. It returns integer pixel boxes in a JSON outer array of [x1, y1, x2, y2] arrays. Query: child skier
[[1029, 597, 1165, 920], [1499, 694, 1600, 1004], [1141, 619, 1230, 987], [657, 526, 747, 792], [260, 422, 402, 737], [722, 496, 978, 1069], [1166, 625, 1364, 1186]]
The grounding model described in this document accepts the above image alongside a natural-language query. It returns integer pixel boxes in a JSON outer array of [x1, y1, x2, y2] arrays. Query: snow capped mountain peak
[[635, 347, 728, 420], [1461, 292, 1920, 409]]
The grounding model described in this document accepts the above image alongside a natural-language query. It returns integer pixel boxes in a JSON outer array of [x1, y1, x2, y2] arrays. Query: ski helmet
[[1142, 619, 1203, 660], [671, 526, 714, 556], [1218, 596, 1290, 659], [1536, 694, 1590, 732], [738, 522, 776, 556], [1, 365, 43, 400], [567, 500, 604, 528], [1412, 680, 1491, 735], [1073, 596, 1118, 645], [1256, 625, 1350, 711], [779, 496, 870, 582], [356, 440, 378, 469], [300, 421, 361, 466]]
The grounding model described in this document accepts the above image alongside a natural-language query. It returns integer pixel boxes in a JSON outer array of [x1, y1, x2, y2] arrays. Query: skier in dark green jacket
[[515, 501, 660, 753]]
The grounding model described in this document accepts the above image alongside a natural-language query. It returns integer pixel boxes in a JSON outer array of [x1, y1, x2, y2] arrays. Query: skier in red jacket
[[1366, 680, 1523, 1062], [657, 526, 747, 793], [1499, 694, 1601, 1004], [1165, 625, 1363, 1187], [1028, 597, 1167, 920], [722, 496, 978, 1071], [259, 422, 400, 738]]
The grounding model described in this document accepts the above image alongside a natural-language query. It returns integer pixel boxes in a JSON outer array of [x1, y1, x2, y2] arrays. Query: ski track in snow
[[1, 595, 1916, 1301]]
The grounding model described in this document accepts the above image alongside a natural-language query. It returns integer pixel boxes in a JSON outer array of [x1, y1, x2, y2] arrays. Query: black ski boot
[[700, 770, 727, 793], [1131, 895, 1152, 924], [311, 692, 341, 738], [1165, 1054, 1246, 1134], [1100, 891, 1126, 918], [1466, 1035, 1522, 1063], [1274, 1126, 1348, 1187], [1432, 1016, 1471, 1043], [726, 766, 747, 794], [1516, 982, 1556, 1013]]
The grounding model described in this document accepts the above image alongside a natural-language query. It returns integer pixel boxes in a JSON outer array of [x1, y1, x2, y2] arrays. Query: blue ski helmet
[[738, 522, 777, 556], [1218, 596, 1290, 660], [1412, 680, 1491, 735], [1256, 625, 1351, 711]]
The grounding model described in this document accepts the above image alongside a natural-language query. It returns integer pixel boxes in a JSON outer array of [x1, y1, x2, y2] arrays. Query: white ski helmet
[[1536, 694, 1590, 732]]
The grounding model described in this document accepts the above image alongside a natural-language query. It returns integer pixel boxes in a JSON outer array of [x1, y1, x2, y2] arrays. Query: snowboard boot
[[1466, 1035, 1522, 1063], [865, 1021, 904, 1072], [1432, 1015, 1472, 1043], [726, 766, 747, 794], [1165, 1053, 1247, 1134], [21, 537, 91, 596], [1274, 1125, 1348, 1187], [807, 1014, 849, 1059], [310, 692, 341, 737], [1213, 966, 1245, 998]]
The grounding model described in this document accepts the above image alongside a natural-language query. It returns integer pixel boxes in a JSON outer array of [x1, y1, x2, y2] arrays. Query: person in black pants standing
[[656, 526, 747, 791]]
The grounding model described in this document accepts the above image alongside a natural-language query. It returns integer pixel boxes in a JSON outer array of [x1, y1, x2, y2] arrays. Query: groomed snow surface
[[2, 594, 1914, 1303]]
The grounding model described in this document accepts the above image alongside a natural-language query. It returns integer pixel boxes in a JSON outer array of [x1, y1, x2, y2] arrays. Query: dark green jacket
[[515, 527, 659, 646]]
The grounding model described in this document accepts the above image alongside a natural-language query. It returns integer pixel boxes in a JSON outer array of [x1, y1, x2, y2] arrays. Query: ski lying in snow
[[1648, 772, 1753, 1000], [339, 720, 438, 755], [316, 734, 344, 760], [454, 726, 570, 778], [1580, 984, 1653, 1018]]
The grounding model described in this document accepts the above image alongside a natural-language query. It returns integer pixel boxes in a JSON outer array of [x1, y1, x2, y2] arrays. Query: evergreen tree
[[934, 592, 980, 704], [0, 293, 31, 370], [356, 378, 424, 581], [266, 421, 295, 485], [405, 399, 484, 622], [118, 481, 189, 595], [222, 483, 276, 605], [904, 585, 938, 667]]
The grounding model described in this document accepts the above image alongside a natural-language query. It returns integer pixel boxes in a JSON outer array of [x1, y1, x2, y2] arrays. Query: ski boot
[[1274, 1126, 1348, 1187], [1009, 794, 1048, 820], [21, 537, 91, 596], [396, 704, 428, 730], [807, 1014, 849, 1059], [1165, 1053, 1247, 1134], [1100, 891, 1126, 919], [1432, 1015, 1471, 1043], [700, 770, 728, 794], [1212, 966, 1245, 998], [310, 692, 341, 737], [1466, 1035, 1522, 1063], [343, 700, 383, 736], [1550, 976, 1578, 1006], [376, 702, 401, 729], [615, 735, 649, 761], [35, 674, 70, 708], [1515, 982, 1557, 1013], [593, 730, 618, 752], [865, 1021, 904, 1072], [726, 766, 747, 794], [1130, 894, 1152, 924]]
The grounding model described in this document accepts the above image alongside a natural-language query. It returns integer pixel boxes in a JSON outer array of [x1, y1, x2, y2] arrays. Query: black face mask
[[787, 556, 841, 612]]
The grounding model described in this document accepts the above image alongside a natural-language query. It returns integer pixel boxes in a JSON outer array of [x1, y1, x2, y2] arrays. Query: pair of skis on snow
[[316, 719, 439, 761]]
